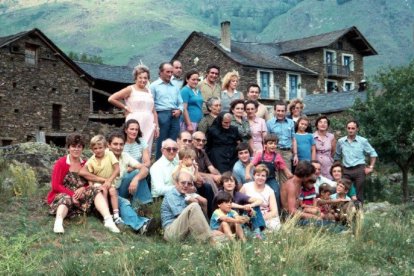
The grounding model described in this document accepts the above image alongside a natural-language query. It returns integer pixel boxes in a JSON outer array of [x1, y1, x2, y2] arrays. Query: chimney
[[220, 21, 231, 52]]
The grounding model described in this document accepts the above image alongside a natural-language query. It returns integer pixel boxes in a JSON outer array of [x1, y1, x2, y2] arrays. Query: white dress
[[243, 181, 281, 231]]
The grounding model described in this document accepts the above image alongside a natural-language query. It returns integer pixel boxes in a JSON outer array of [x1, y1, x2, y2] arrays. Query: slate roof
[[0, 30, 29, 47], [178, 32, 318, 75], [276, 26, 377, 56], [303, 90, 367, 115], [76, 61, 134, 84]]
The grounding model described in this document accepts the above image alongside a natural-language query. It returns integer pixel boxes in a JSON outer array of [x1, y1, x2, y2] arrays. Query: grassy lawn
[[0, 187, 413, 275]]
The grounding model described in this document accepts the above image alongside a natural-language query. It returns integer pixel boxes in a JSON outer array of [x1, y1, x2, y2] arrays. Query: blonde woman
[[108, 64, 159, 155], [220, 70, 244, 112]]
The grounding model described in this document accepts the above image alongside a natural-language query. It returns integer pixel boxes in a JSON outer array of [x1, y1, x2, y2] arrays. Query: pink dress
[[313, 131, 335, 179], [248, 116, 267, 153], [125, 86, 155, 155]]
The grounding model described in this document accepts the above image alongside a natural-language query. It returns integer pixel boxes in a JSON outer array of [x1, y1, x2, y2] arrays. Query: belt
[[278, 147, 291, 151], [344, 164, 365, 170]]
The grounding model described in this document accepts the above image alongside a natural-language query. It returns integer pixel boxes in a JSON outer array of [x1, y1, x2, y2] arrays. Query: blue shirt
[[334, 135, 378, 167], [210, 209, 238, 230], [171, 76, 183, 90], [180, 86, 204, 123], [161, 187, 188, 228], [295, 133, 315, 161], [150, 78, 183, 112], [266, 117, 295, 148], [232, 159, 253, 185]]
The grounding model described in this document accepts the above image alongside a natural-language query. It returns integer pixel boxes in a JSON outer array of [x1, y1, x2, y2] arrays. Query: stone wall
[[0, 34, 91, 146], [284, 37, 365, 93]]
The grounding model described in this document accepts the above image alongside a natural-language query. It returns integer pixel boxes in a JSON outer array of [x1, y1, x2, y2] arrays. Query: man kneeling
[[161, 171, 212, 243]]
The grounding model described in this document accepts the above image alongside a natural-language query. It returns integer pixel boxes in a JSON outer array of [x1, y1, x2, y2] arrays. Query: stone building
[[0, 28, 132, 146], [172, 22, 377, 102]]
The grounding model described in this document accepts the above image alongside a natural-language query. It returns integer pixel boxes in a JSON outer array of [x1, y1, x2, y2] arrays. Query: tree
[[352, 61, 414, 202]]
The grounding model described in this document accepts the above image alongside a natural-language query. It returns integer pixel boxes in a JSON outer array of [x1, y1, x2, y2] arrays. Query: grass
[[0, 186, 413, 275]]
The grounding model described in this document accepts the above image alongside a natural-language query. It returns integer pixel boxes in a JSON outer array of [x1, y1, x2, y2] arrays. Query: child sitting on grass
[[210, 191, 249, 242], [316, 183, 336, 221], [172, 148, 208, 215], [298, 175, 321, 219], [80, 135, 122, 224], [218, 172, 265, 239]]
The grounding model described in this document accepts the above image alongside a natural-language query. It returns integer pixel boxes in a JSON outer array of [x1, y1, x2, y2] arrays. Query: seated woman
[[120, 119, 152, 204], [330, 161, 357, 202], [46, 133, 120, 234], [240, 164, 281, 231], [206, 112, 242, 173]]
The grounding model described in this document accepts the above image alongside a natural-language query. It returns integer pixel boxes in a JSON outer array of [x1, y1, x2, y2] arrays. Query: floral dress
[[49, 172, 100, 217]]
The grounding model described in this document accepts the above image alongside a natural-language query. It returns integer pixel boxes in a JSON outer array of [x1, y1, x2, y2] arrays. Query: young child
[[219, 172, 265, 239], [246, 134, 292, 211], [330, 178, 352, 222], [210, 191, 249, 242], [316, 183, 336, 221], [84, 135, 122, 224], [298, 177, 320, 218], [295, 117, 316, 161], [232, 142, 254, 187], [172, 148, 208, 215]]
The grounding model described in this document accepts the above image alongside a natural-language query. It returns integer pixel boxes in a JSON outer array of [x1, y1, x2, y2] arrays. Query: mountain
[[1, 0, 413, 76]]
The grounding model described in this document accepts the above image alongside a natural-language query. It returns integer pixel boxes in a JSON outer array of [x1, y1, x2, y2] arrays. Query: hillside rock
[[0, 142, 65, 185], [364, 201, 392, 213]]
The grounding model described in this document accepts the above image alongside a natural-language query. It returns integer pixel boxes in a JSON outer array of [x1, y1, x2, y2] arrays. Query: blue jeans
[[250, 206, 266, 230], [118, 196, 148, 231], [155, 110, 180, 160], [267, 178, 281, 214], [117, 170, 153, 204]]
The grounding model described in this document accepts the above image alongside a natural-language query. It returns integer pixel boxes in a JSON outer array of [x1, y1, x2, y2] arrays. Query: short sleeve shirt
[[86, 150, 118, 179], [210, 209, 238, 230]]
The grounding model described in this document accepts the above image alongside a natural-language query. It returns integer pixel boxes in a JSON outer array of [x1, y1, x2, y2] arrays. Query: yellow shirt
[[86, 151, 118, 179]]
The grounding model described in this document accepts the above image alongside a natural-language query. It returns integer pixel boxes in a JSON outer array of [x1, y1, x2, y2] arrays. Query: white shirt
[[150, 155, 178, 198], [314, 175, 337, 194], [112, 151, 139, 188]]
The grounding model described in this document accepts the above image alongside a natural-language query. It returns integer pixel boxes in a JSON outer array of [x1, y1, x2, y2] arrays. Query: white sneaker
[[104, 220, 120, 233], [53, 221, 64, 234], [114, 216, 124, 225]]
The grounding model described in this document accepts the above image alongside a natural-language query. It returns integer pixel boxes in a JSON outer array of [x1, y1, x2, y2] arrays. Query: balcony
[[325, 63, 350, 78]]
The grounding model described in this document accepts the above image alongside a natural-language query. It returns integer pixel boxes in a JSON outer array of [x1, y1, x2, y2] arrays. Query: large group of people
[[47, 61, 378, 243]]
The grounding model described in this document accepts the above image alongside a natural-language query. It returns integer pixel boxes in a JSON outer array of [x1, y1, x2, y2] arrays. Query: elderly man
[[246, 84, 270, 120], [161, 170, 213, 242], [280, 160, 318, 220], [335, 120, 377, 203], [171, 60, 183, 89], [150, 62, 183, 160], [150, 139, 179, 198], [311, 160, 336, 194], [177, 130, 216, 216], [199, 64, 221, 114], [267, 100, 298, 183]]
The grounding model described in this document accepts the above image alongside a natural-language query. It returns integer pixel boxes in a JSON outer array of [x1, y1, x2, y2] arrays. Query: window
[[52, 104, 62, 130], [286, 73, 301, 100], [342, 54, 354, 72], [343, 81, 355, 91], [1, 139, 13, 146], [324, 50, 337, 76], [256, 70, 274, 99], [25, 43, 38, 66], [325, 79, 338, 93]]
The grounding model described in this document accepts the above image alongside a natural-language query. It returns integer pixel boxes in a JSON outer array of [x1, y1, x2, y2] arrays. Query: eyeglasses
[[182, 139, 192, 144], [179, 181, 194, 187], [163, 147, 178, 153], [194, 138, 207, 143]]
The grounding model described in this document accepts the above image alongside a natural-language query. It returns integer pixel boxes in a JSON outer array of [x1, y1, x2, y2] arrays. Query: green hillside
[[1, 0, 413, 76]]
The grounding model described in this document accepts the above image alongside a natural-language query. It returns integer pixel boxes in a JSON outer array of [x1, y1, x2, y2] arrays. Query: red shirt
[[251, 150, 287, 170], [46, 155, 86, 204]]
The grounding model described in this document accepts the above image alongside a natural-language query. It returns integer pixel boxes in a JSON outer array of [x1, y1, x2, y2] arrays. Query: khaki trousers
[[277, 149, 292, 185], [164, 203, 212, 242]]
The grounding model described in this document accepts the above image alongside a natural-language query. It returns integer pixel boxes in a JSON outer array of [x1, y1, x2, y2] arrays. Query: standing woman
[[313, 115, 336, 179], [206, 112, 242, 173], [220, 70, 244, 113], [121, 119, 152, 204], [197, 97, 221, 134], [108, 64, 159, 155], [245, 100, 267, 153], [46, 133, 119, 233], [180, 70, 204, 133], [229, 99, 253, 150]]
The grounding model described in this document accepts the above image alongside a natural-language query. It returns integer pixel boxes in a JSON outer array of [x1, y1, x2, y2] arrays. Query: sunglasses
[[194, 138, 207, 143], [182, 139, 192, 143], [179, 181, 194, 187], [163, 147, 178, 153]]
